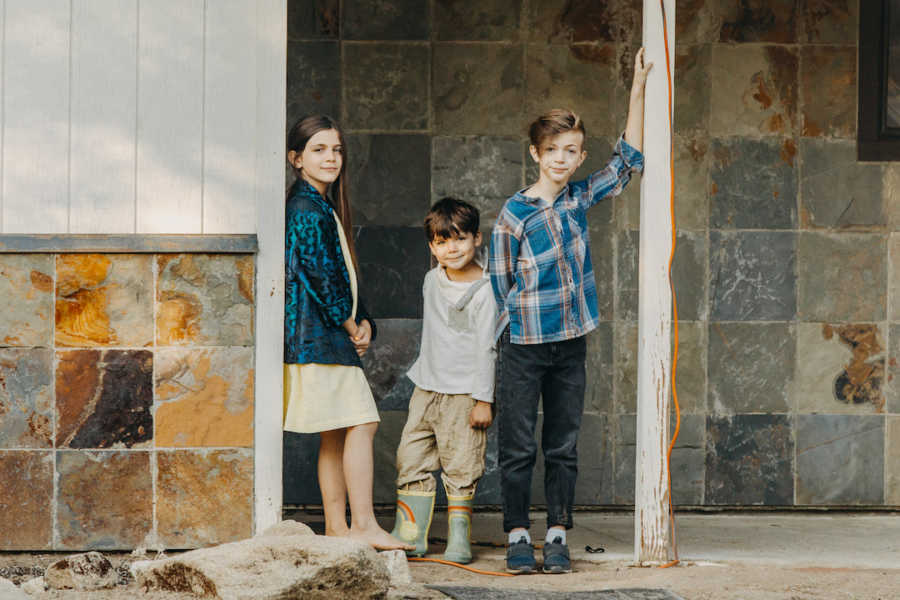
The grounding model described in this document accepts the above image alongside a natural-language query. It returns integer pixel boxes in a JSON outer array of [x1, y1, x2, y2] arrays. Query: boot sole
[[542, 565, 572, 574], [506, 565, 536, 574]]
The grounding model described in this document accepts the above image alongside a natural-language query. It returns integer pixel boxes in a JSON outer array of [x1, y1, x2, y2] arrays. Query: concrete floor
[[288, 509, 900, 569]]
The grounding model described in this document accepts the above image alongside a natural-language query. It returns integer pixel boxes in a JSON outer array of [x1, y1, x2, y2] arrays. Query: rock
[[132, 532, 390, 599], [44, 552, 117, 590], [0, 576, 29, 599], [257, 519, 315, 538], [379, 550, 412, 586], [21, 576, 46, 596]]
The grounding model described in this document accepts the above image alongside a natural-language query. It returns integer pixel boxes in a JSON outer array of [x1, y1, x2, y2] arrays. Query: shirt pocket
[[448, 306, 471, 332]]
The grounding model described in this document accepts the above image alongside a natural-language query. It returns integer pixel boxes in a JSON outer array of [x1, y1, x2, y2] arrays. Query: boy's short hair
[[424, 197, 480, 242], [528, 108, 586, 151]]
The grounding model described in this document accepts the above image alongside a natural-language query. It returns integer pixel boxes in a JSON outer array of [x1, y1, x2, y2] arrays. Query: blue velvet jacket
[[284, 180, 376, 367]]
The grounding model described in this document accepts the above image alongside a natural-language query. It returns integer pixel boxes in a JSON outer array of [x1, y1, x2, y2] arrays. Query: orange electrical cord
[[658, 0, 681, 570]]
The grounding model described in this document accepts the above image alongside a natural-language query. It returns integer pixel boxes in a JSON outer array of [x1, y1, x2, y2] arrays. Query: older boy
[[490, 49, 651, 574], [390, 197, 496, 564]]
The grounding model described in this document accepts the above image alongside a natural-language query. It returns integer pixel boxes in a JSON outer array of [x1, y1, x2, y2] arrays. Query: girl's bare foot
[[349, 526, 416, 551]]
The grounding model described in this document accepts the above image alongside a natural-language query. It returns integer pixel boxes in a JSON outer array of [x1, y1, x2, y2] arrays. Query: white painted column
[[253, 0, 287, 534], [635, 0, 675, 565]]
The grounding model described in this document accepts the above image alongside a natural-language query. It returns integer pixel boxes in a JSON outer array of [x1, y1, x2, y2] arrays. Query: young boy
[[489, 48, 651, 574], [390, 197, 496, 564]]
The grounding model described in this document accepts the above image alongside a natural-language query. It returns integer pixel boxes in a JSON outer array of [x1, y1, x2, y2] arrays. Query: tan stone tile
[[156, 254, 254, 346], [794, 323, 885, 415], [0, 451, 53, 549], [57, 450, 152, 549], [800, 46, 856, 139], [887, 417, 900, 504], [155, 347, 254, 447], [0, 255, 53, 347], [157, 449, 253, 547], [55, 254, 153, 347], [0, 349, 53, 449]]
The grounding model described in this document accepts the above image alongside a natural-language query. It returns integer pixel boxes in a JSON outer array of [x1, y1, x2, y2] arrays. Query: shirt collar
[[296, 179, 335, 214], [514, 183, 570, 205]]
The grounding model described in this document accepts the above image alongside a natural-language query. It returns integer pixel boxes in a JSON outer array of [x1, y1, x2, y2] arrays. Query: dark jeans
[[496, 329, 586, 532]]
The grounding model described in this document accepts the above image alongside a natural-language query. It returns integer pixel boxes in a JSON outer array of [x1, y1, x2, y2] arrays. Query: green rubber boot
[[390, 489, 435, 557], [442, 493, 474, 564]]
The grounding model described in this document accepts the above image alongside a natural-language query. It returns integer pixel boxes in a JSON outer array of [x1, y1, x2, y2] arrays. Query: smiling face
[[428, 230, 482, 277], [289, 128, 343, 196], [529, 129, 587, 186]]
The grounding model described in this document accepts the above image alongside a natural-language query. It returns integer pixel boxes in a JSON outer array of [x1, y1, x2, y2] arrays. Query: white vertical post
[[253, 0, 287, 534], [635, 0, 675, 565]]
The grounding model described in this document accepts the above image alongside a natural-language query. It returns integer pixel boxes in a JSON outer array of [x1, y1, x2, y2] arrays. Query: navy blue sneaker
[[505, 536, 536, 574], [542, 536, 571, 573]]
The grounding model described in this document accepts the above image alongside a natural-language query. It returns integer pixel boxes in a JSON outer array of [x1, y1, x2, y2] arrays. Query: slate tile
[[157, 449, 253, 547], [674, 134, 710, 231], [432, 136, 523, 225], [586, 322, 614, 414], [705, 415, 794, 505], [674, 44, 711, 133], [157, 254, 254, 347], [282, 431, 321, 505], [674, 321, 707, 415], [796, 323, 886, 414], [888, 236, 900, 322], [361, 319, 422, 410], [797, 233, 886, 322], [288, 0, 339, 40], [155, 347, 254, 448], [800, 46, 856, 138], [709, 138, 797, 230], [343, 0, 429, 40], [525, 44, 616, 139], [675, 0, 721, 44], [56, 350, 153, 449], [373, 409, 408, 503], [708, 322, 794, 414], [527, 0, 641, 44], [343, 43, 429, 131], [347, 134, 431, 227], [57, 450, 152, 549], [889, 325, 900, 414], [672, 231, 707, 322], [710, 46, 798, 137], [616, 230, 639, 322], [614, 321, 638, 415], [286, 41, 340, 129], [0, 254, 53, 347], [435, 0, 521, 41], [56, 254, 153, 347], [796, 415, 884, 505], [0, 451, 52, 549], [433, 44, 524, 136], [799, 0, 858, 44], [800, 139, 883, 229], [885, 166, 900, 231], [709, 231, 796, 321], [887, 417, 900, 504], [356, 226, 430, 318], [719, 0, 797, 43], [588, 215, 615, 319], [0, 349, 53, 449], [474, 422, 501, 505]]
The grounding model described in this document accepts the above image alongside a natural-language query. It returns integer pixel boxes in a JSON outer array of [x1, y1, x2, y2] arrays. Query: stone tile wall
[[285, 0, 900, 508], [0, 252, 255, 550]]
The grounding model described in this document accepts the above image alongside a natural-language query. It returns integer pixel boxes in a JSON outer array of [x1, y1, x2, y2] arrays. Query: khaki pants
[[396, 386, 487, 497]]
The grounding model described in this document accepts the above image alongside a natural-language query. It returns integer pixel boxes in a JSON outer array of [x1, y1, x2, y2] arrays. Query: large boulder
[[44, 552, 117, 590], [132, 522, 390, 599]]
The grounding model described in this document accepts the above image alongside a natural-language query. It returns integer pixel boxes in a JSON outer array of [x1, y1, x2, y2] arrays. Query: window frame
[[859, 0, 900, 161]]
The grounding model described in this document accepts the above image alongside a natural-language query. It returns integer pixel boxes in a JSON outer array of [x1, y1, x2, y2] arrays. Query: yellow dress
[[282, 213, 379, 433]]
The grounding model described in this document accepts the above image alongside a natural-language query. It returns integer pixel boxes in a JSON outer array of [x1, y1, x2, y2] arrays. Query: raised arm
[[624, 47, 652, 153]]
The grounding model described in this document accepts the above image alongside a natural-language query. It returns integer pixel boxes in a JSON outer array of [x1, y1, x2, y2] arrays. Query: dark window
[[859, 0, 900, 161]]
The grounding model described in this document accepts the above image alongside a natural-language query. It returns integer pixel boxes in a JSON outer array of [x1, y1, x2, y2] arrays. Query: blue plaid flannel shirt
[[490, 135, 643, 344]]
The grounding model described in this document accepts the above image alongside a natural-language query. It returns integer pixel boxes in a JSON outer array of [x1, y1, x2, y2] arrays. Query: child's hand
[[352, 319, 372, 356], [469, 401, 493, 430], [631, 47, 653, 96]]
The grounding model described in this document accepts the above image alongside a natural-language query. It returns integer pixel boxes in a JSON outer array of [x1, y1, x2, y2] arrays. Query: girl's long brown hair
[[287, 114, 358, 273]]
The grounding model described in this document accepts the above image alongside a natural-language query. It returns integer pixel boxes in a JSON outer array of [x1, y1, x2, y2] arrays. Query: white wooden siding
[[0, 0, 270, 235]]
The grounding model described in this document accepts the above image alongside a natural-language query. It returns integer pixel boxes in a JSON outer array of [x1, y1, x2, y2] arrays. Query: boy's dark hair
[[528, 108, 586, 151], [424, 197, 480, 242]]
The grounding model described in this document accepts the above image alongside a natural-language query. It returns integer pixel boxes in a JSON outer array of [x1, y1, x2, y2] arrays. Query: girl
[[283, 114, 412, 551]]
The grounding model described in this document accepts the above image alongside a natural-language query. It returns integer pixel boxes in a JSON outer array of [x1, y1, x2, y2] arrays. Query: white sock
[[508, 529, 531, 544], [546, 527, 566, 545]]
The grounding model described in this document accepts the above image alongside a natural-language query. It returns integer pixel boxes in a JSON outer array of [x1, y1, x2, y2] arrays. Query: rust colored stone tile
[[56, 350, 153, 449], [157, 255, 254, 347], [676, 0, 722, 44], [155, 348, 253, 447], [719, 0, 797, 43], [157, 449, 253, 547], [0, 255, 53, 347], [528, 0, 640, 44], [0, 451, 53, 549], [800, 46, 856, 138], [57, 450, 152, 550], [0, 349, 53, 449], [799, 0, 857, 44], [55, 254, 153, 348]]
